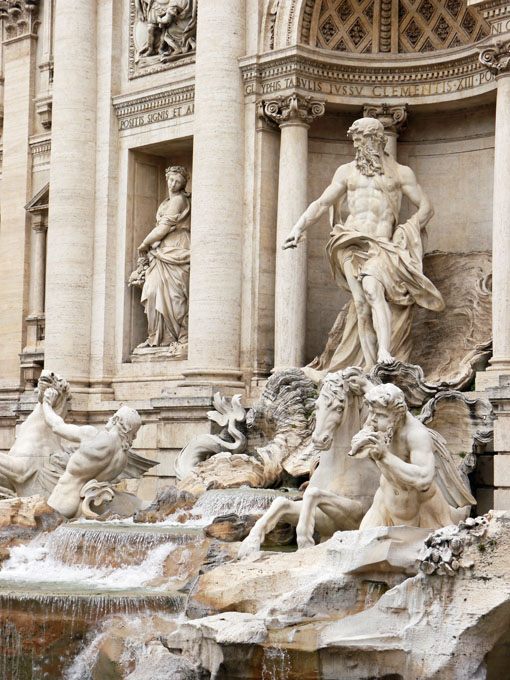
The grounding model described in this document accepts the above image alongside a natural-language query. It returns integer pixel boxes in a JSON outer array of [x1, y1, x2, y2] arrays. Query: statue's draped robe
[[141, 194, 191, 346], [320, 211, 444, 372]]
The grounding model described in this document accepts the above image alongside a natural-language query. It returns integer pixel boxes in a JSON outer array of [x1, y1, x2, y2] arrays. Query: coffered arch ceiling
[[267, 0, 490, 53]]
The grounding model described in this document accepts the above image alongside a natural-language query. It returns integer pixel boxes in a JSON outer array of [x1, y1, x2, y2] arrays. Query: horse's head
[[35, 370, 71, 417], [312, 372, 347, 450]]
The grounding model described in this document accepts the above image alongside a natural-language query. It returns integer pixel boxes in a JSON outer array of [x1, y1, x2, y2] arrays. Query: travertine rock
[[0, 494, 62, 532], [125, 643, 202, 680], [133, 485, 196, 523]]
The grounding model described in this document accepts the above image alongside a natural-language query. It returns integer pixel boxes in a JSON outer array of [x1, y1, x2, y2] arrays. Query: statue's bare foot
[[136, 339, 151, 349], [238, 534, 261, 559], [377, 349, 396, 365]]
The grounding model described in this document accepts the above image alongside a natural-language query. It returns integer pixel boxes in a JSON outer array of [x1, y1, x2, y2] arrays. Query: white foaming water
[[0, 532, 178, 590], [159, 487, 301, 527]]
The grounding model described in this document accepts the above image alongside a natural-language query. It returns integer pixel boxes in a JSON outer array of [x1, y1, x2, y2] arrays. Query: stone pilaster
[[477, 38, 510, 379], [363, 103, 408, 159], [185, 0, 246, 386], [262, 94, 325, 370], [477, 36, 510, 510], [0, 0, 39, 388], [44, 0, 97, 389]]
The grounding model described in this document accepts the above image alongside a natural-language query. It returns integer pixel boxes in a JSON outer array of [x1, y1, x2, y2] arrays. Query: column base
[[181, 368, 245, 389]]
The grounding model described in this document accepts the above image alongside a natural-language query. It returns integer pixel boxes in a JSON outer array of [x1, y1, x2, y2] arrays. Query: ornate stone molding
[[240, 45, 496, 105], [262, 94, 325, 127], [113, 85, 195, 131], [478, 37, 510, 75], [363, 103, 408, 134], [0, 0, 40, 41]]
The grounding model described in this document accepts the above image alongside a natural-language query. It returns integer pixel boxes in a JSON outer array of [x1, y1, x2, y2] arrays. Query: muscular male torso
[[339, 161, 403, 240]]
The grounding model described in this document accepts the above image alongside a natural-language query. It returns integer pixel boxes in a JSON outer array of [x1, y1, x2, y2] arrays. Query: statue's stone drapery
[[130, 166, 191, 358], [131, 0, 197, 76]]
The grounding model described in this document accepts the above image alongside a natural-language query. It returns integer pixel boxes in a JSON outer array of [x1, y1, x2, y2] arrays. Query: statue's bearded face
[[352, 132, 385, 176], [366, 404, 396, 436]]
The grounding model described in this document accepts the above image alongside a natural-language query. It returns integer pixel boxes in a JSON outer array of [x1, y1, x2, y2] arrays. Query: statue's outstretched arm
[[283, 169, 347, 249], [42, 389, 97, 443]]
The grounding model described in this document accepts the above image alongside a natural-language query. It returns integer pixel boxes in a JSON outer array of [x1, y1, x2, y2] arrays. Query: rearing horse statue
[[238, 368, 380, 557]]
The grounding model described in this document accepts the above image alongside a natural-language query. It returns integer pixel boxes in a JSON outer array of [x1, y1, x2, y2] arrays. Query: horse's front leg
[[295, 486, 323, 549], [238, 497, 303, 558]]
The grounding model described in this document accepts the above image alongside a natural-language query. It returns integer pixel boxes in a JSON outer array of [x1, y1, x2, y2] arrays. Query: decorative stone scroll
[[362, 103, 408, 135], [0, 0, 40, 39], [130, 0, 196, 78], [478, 37, 510, 75], [262, 94, 326, 127]]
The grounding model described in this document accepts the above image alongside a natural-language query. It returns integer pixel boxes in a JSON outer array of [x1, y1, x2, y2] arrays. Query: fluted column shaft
[[264, 95, 325, 370], [186, 0, 246, 384], [45, 0, 97, 386], [479, 39, 510, 372]]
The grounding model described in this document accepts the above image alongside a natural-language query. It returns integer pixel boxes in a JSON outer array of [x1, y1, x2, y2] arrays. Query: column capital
[[0, 0, 40, 42], [31, 213, 47, 232], [363, 103, 408, 135], [478, 36, 510, 77], [262, 94, 326, 128]]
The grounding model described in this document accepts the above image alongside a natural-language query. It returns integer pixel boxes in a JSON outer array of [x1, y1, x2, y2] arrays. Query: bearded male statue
[[349, 383, 475, 529], [284, 117, 444, 373]]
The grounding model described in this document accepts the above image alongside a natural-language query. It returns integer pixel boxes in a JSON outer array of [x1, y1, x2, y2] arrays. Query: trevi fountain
[[0, 0, 509, 678]]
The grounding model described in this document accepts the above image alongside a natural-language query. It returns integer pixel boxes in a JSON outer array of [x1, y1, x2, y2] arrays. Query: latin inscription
[[118, 103, 195, 131], [245, 71, 494, 99]]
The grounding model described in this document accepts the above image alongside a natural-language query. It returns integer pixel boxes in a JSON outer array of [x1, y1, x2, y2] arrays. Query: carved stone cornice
[[478, 37, 510, 76], [0, 0, 40, 41], [363, 103, 408, 134], [262, 94, 325, 127]]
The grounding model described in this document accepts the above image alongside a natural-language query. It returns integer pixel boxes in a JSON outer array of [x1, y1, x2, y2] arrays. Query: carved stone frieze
[[0, 0, 40, 40], [240, 47, 495, 106], [262, 94, 325, 127], [129, 0, 196, 79], [478, 37, 510, 75], [363, 103, 408, 134], [113, 85, 195, 131]]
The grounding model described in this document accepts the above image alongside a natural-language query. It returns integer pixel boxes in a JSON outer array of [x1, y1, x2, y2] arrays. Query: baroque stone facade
[[0, 0, 506, 510]]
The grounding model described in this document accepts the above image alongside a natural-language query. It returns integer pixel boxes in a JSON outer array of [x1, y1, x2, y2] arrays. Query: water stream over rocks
[[0, 487, 299, 678]]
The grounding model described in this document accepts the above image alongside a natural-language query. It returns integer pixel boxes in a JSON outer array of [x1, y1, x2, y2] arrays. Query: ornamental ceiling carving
[[301, 0, 490, 53]]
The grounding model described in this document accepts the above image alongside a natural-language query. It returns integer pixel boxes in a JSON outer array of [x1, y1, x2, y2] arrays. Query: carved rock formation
[[177, 370, 318, 493]]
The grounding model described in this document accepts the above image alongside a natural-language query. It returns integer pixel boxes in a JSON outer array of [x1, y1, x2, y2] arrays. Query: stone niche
[[123, 139, 193, 361], [304, 101, 495, 364]]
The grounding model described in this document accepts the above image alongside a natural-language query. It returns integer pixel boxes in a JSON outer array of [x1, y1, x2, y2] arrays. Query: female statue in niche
[[129, 165, 191, 358]]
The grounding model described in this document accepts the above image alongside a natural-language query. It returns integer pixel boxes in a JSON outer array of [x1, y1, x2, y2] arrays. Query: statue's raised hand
[[43, 387, 59, 407], [282, 229, 302, 250]]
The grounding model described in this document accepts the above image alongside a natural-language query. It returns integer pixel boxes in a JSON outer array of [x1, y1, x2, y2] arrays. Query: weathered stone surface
[[190, 526, 428, 622], [205, 513, 258, 542], [0, 495, 63, 533], [133, 485, 196, 523], [125, 643, 202, 680]]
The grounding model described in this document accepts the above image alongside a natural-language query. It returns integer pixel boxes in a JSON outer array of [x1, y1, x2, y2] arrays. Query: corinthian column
[[185, 0, 246, 385], [264, 94, 325, 370], [479, 38, 510, 375], [363, 103, 408, 159], [478, 36, 510, 510], [44, 0, 97, 387]]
